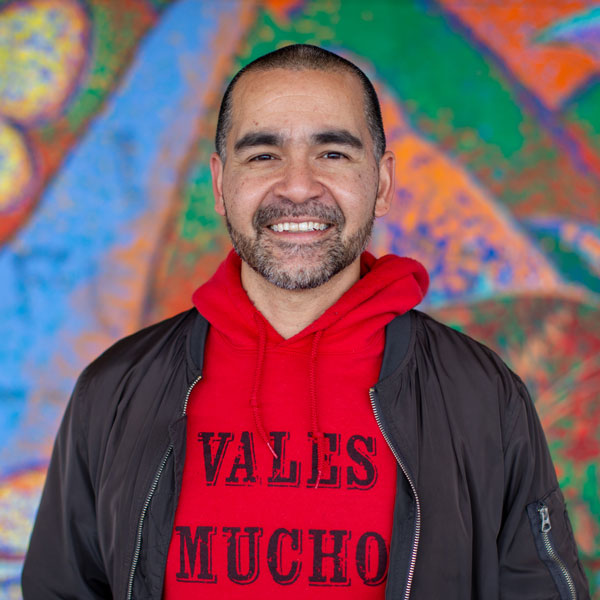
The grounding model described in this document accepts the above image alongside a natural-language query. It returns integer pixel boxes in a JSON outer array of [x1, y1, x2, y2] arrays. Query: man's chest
[[163, 344, 397, 598]]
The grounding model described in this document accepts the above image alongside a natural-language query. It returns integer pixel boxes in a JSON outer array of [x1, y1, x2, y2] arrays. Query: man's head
[[210, 44, 394, 291], [215, 44, 386, 164]]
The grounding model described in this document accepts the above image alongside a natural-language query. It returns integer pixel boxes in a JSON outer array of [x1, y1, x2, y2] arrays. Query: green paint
[[527, 227, 600, 293], [557, 465, 573, 490], [235, 1, 600, 219], [236, 11, 322, 67], [445, 321, 465, 334], [581, 464, 600, 592], [566, 82, 600, 156], [583, 464, 600, 515], [178, 138, 225, 250], [331, 1, 526, 156], [146, 0, 175, 12], [29, 3, 154, 137], [181, 163, 222, 242]]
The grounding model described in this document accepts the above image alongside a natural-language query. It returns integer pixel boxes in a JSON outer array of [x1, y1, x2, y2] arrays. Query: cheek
[[334, 175, 378, 220], [222, 180, 265, 228], [224, 172, 268, 202]]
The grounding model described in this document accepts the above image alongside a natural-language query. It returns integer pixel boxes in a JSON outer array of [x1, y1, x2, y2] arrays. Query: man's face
[[210, 67, 393, 290]]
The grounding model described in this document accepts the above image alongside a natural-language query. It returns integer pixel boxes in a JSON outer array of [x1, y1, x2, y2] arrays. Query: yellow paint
[[0, 118, 34, 211], [0, 0, 89, 123]]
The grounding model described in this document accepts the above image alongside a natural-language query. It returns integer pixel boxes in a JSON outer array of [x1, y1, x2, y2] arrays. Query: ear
[[210, 152, 225, 215], [374, 150, 395, 218]]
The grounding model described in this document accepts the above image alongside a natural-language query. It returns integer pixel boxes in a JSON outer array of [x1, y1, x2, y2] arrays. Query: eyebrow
[[311, 129, 363, 149], [234, 132, 284, 153]]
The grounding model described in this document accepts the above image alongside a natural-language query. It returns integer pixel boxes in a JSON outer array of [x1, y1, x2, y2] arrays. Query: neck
[[240, 260, 361, 339]]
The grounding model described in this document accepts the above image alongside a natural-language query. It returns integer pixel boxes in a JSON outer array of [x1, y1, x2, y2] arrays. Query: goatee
[[225, 199, 375, 290]]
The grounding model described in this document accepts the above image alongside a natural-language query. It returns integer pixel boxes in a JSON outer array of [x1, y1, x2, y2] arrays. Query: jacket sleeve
[[497, 376, 590, 599], [22, 369, 111, 599]]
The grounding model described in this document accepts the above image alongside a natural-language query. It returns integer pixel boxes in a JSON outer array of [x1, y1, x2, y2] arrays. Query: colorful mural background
[[0, 0, 599, 597]]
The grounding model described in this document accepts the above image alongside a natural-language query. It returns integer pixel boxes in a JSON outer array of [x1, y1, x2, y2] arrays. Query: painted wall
[[1, 0, 599, 596]]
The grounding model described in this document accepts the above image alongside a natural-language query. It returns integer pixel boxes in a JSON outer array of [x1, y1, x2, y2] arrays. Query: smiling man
[[210, 63, 394, 338], [23, 45, 589, 599]]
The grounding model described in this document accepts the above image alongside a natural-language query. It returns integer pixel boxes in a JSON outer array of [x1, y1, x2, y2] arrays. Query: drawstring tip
[[314, 469, 322, 489], [266, 442, 278, 459]]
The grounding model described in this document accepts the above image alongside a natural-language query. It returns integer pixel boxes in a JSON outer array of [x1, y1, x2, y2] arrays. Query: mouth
[[268, 221, 331, 233]]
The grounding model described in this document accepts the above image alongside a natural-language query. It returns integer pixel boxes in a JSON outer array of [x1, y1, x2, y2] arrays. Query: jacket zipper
[[126, 375, 202, 600], [369, 387, 420, 600], [537, 503, 577, 600]]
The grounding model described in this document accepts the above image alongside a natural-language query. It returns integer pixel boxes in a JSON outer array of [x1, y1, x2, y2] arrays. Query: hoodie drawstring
[[250, 315, 326, 488], [309, 330, 325, 488], [250, 314, 277, 458]]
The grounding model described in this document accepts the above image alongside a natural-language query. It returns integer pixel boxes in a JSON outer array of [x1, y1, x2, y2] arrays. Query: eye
[[322, 151, 347, 160], [249, 153, 276, 162]]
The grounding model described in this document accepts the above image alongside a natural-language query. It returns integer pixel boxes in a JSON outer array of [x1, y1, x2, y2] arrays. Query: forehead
[[228, 68, 368, 142]]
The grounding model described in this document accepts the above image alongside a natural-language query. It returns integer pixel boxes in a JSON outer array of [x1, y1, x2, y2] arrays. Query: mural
[[0, 0, 599, 596]]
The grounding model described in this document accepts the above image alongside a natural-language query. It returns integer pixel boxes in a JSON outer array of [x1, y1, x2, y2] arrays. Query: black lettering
[[223, 526, 262, 584], [267, 528, 302, 585], [308, 529, 350, 586], [198, 432, 233, 486], [268, 432, 300, 487], [225, 431, 258, 485], [356, 531, 387, 586], [347, 435, 377, 490], [175, 525, 217, 582], [307, 433, 341, 487]]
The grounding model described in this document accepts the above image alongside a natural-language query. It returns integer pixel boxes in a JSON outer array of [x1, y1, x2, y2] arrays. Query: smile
[[269, 221, 330, 233]]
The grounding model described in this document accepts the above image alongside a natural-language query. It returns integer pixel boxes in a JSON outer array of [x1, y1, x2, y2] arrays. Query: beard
[[225, 198, 375, 290]]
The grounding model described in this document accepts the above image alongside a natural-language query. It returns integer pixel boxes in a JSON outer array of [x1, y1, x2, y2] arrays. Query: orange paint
[[438, 0, 598, 108], [372, 91, 564, 298], [263, 0, 305, 24]]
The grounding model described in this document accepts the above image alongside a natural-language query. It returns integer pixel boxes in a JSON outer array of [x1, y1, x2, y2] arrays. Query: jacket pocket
[[526, 488, 578, 600]]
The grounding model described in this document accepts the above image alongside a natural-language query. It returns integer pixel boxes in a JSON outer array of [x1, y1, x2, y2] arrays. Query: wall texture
[[0, 0, 599, 597]]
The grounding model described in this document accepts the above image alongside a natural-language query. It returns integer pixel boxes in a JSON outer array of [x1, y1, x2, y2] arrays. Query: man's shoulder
[[406, 310, 533, 440], [412, 309, 508, 369], [408, 309, 528, 404], [80, 308, 200, 389]]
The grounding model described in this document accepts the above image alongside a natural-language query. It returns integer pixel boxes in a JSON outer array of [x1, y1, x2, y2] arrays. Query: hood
[[193, 249, 428, 352]]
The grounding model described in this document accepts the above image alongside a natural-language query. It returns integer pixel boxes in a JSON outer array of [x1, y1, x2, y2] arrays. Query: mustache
[[253, 200, 345, 229]]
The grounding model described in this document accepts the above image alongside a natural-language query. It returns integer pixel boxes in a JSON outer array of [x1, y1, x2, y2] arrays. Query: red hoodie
[[164, 250, 428, 598]]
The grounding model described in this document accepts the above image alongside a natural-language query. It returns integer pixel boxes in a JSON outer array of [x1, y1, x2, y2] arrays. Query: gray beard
[[225, 199, 375, 290]]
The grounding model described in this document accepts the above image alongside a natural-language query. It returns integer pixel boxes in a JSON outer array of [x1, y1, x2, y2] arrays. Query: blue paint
[[537, 7, 600, 43], [0, 0, 237, 475], [521, 217, 600, 292]]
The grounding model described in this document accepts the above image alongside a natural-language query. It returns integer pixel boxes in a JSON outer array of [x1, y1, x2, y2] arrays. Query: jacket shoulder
[[412, 309, 514, 376], [83, 308, 198, 380], [70, 309, 202, 426], [410, 309, 530, 433]]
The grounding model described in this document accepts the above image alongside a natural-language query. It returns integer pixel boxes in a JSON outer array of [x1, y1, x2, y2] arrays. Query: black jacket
[[22, 309, 590, 599]]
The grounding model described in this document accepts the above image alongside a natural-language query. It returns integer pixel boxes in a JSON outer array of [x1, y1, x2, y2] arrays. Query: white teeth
[[270, 221, 329, 232]]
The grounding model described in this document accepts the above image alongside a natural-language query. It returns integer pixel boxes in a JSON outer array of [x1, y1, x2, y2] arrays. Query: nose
[[272, 157, 324, 204]]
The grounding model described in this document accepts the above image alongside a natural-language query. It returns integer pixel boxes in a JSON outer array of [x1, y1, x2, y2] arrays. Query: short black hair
[[215, 44, 386, 162]]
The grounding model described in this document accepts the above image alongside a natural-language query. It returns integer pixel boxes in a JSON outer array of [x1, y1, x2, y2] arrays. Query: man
[[23, 44, 589, 599]]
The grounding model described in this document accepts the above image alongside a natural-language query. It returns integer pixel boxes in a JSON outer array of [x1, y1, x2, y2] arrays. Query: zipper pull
[[538, 504, 552, 533]]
